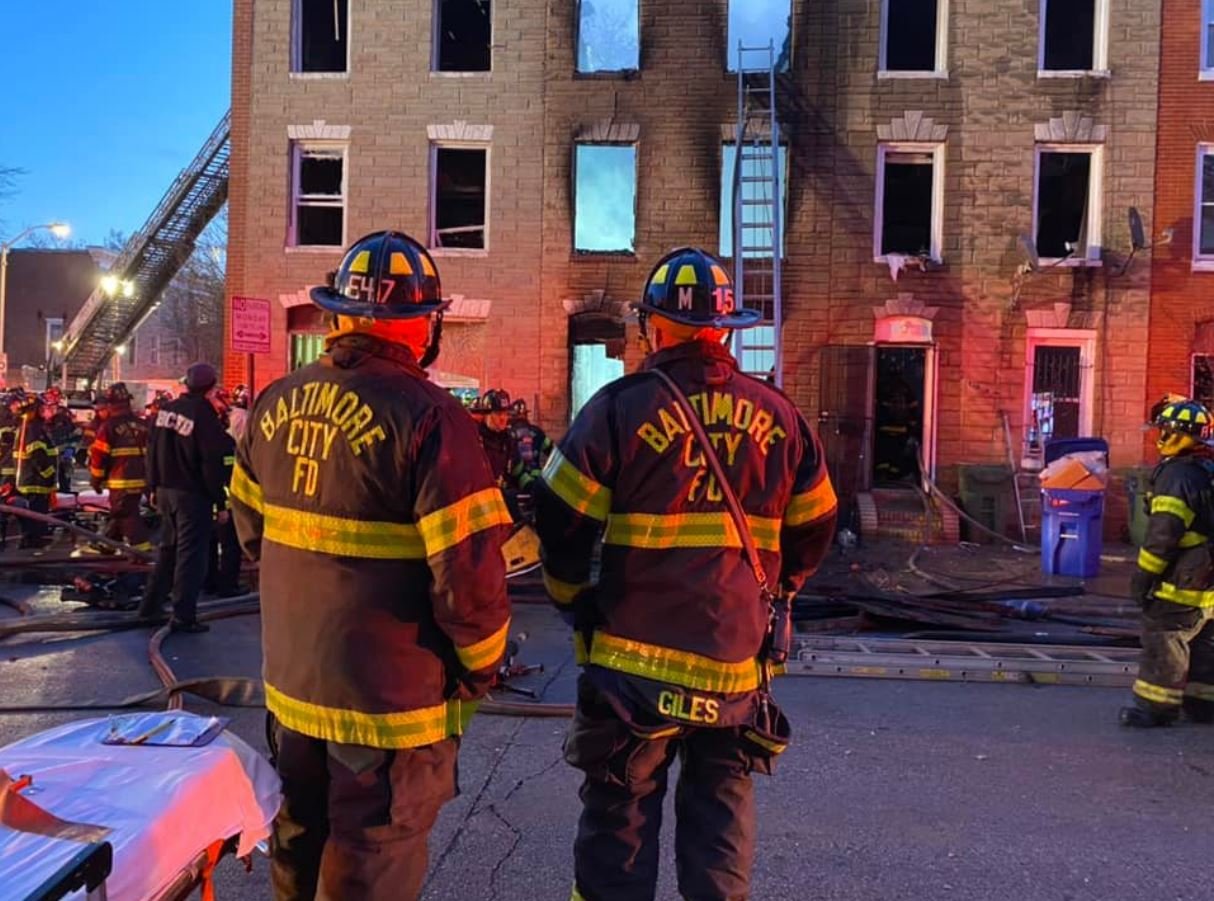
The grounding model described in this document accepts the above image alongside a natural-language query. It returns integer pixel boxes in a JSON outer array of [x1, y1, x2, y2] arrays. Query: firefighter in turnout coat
[[1122, 398, 1214, 727], [535, 247, 838, 901], [88, 383, 152, 551], [230, 231, 511, 901]]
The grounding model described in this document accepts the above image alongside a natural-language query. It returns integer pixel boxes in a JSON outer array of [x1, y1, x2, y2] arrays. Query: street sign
[[231, 296, 272, 354]]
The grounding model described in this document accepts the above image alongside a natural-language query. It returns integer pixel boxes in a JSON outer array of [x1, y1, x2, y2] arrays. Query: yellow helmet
[[1154, 398, 1211, 457]]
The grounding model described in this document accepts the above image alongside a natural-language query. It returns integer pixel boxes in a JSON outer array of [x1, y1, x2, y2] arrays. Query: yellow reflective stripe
[[107, 479, 147, 490], [90, 441, 111, 453], [1184, 681, 1214, 701], [542, 449, 611, 521], [265, 682, 477, 749], [588, 631, 762, 694], [263, 503, 426, 560], [1133, 679, 1183, 705], [572, 886, 588, 901], [1179, 531, 1207, 549], [604, 511, 780, 552], [1151, 495, 1196, 527], [18, 442, 49, 454], [229, 462, 263, 513], [1154, 582, 1214, 608], [132, 541, 155, 552], [543, 569, 588, 606], [223, 455, 236, 466], [418, 487, 512, 556], [18, 487, 53, 494], [110, 447, 143, 457], [1137, 548, 1169, 575], [456, 619, 511, 672], [743, 728, 788, 755], [38, 467, 55, 479], [784, 477, 838, 527], [573, 632, 590, 665]]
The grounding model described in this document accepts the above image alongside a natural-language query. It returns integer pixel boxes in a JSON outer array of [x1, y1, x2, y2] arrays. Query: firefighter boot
[[1119, 705, 1177, 728], [1182, 698, 1214, 724]]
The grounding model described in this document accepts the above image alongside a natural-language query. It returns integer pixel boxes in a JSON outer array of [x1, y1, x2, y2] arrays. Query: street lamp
[[0, 223, 71, 382]]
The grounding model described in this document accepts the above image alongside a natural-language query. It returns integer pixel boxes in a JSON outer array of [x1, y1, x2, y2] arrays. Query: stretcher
[[0, 713, 281, 900]]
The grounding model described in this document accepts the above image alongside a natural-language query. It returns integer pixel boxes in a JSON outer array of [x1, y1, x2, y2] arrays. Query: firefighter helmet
[[232, 384, 251, 409], [510, 398, 529, 420], [310, 231, 448, 320], [7, 389, 34, 414], [102, 383, 132, 408], [479, 389, 512, 414], [42, 386, 63, 407], [636, 247, 761, 329], [1154, 398, 1212, 457]]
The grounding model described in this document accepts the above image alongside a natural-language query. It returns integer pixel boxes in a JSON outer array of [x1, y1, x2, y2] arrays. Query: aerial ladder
[[731, 43, 784, 387], [60, 111, 231, 387]]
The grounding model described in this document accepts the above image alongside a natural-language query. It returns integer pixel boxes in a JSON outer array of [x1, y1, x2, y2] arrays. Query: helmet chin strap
[[418, 311, 444, 369]]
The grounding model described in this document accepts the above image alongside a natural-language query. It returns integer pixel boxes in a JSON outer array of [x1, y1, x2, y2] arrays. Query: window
[[1194, 354, 1214, 411], [727, 0, 791, 72], [431, 147, 488, 250], [152, 336, 187, 368], [1038, 0, 1107, 74], [577, 0, 638, 73], [1204, 0, 1214, 76], [292, 334, 326, 370], [292, 0, 349, 73], [289, 143, 346, 248], [45, 318, 64, 360], [1195, 147, 1214, 267], [1033, 147, 1102, 262], [1023, 331, 1095, 456], [874, 145, 943, 261], [719, 143, 789, 258], [574, 145, 636, 253], [435, 0, 491, 72], [880, 0, 946, 76]]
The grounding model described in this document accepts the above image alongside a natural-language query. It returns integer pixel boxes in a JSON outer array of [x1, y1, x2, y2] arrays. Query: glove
[[1130, 569, 1156, 607]]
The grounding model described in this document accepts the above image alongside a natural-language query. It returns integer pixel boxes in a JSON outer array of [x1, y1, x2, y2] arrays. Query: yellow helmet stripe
[[651, 264, 670, 286], [674, 265, 698, 286]]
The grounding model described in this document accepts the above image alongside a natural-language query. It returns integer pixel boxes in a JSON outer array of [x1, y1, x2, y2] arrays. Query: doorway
[[872, 346, 928, 484]]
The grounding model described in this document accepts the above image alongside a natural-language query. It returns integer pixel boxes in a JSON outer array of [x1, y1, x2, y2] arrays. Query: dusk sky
[[0, 2, 231, 248]]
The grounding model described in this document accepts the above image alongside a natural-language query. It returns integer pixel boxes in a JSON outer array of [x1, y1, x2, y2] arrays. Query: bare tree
[[0, 166, 24, 234], [146, 207, 227, 368]]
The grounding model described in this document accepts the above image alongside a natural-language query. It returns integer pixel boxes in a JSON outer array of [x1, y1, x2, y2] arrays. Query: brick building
[[225, 0, 1162, 530], [1147, 0, 1214, 420]]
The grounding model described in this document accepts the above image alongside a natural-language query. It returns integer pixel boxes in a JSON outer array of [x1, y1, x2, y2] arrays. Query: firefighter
[[535, 247, 838, 901], [12, 389, 59, 548], [0, 391, 19, 548], [88, 383, 152, 553], [42, 386, 81, 492], [229, 230, 511, 901], [138, 363, 230, 632], [229, 383, 251, 441], [477, 388, 523, 487], [1122, 397, 1214, 727], [510, 398, 552, 490], [204, 388, 242, 597]]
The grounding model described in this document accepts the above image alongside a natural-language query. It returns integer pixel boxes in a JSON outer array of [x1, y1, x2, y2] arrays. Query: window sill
[[1037, 69, 1111, 80], [285, 245, 344, 254], [572, 250, 637, 259], [574, 69, 641, 80], [1039, 257, 1103, 268], [877, 70, 949, 80], [1200, 70, 1214, 82], [1191, 259, 1214, 272], [429, 247, 490, 258], [429, 70, 492, 79], [288, 71, 349, 80], [873, 255, 945, 269]]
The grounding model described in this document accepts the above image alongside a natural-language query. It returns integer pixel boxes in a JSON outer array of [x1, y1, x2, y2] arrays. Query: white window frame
[[1032, 144, 1104, 266], [873, 142, 945, 264], [878, 0, 949, 79], [290, 0, 351, 78], [1203, 1, 1214, 79], [287, 140, 348, 250], [1194, 144, 1214, 271], [44, 317, 64, 360], [1037, 0, 1110, 78], [431, 0, 494, 75], [1023, 329, 1096, 451], [429, 142, 492, 255]]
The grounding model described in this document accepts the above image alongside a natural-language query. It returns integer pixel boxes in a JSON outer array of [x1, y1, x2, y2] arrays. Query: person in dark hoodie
[[138, 362, 230, 632]]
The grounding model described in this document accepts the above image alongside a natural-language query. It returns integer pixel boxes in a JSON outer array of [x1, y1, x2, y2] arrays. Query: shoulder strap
[[649, 368, 770, 592]]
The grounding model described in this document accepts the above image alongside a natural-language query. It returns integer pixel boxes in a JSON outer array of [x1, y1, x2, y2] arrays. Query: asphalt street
[[1, 592, 1212, 901]]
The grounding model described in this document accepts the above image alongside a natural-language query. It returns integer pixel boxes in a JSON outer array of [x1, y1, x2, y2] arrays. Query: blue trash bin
[[1041, 488, 1105, 578]]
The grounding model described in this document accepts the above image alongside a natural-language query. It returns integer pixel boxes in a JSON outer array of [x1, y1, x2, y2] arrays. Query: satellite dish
[[1129, 207, 1147, 251], [1017, 234, 1040, 273]]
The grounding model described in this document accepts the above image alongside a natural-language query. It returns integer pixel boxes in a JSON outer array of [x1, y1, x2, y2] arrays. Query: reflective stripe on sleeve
[[542, 449, 612, 521], [262, 503, 426, 560], [784, 476, 838, 527], [588, 631, 762, 694], [110, 447, 144, 457], [228, 462, 263, 513], [107, 479, 147, 490], [1133, 679, 1183, 706], [417, 487, 513, 556], [455, 619, 511, 672], [1150, 495, 1196, 527], [604, 511, 780, 552], [1153, 582, 1214, 608], [1179, 531, 1207, 549], [1184, 681, 1214, 701], [543, 569, 588, 606], [1137, 548, 1169, 575]]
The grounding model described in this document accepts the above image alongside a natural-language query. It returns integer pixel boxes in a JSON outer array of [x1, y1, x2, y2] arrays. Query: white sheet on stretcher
[[0, 714, 281, 901]]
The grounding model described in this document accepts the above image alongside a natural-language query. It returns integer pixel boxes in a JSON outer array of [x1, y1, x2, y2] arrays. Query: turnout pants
[[270, 722, 458, 901], [205, 516, 242, 595], [104, 491, 151, 550], [138, 489, 212, 624], [1132, 598, 1214, 716], [566, 678, 760, 901], [18, 493, 51, 548]]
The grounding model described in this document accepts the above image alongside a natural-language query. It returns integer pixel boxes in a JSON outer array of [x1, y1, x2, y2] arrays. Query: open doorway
[[569, 313, 626, 421], [872, 346, 927, 484]]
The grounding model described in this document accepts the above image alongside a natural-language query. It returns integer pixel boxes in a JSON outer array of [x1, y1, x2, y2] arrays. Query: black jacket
[[1136, 451, 1214, 607], [147, 392, 229, 504]]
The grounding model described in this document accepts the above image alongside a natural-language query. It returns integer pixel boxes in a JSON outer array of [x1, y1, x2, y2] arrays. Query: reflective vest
[[1136, 453, 1214, 608], [89, 410, 149, 492], [14, 417, 58, 496]]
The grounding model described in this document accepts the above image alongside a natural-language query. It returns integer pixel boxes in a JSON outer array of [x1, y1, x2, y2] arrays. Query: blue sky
[[0, 2, 231, 247]]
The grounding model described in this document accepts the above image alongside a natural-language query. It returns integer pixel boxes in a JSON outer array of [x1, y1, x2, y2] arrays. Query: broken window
[[1034, 150, 1094, 260], [718, 143, 789, 258], [882, 0, 940, 73], [876, 148, 938, 259], [1195, 355, 1214, 411], [290, 143, 345, 247], [1198, 150, 1214, 259], [574, 145, 636, 253], [727, 0, 791, 72], [1040, 0, 1098, 72], [577, 0, 639, 72], [294, 0, 349, 73], [432, 147, 488, 249], [435, 0, 492, 72]]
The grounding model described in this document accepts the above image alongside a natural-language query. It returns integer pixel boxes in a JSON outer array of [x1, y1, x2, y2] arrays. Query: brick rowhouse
[[224, 0, 1161, 535]]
